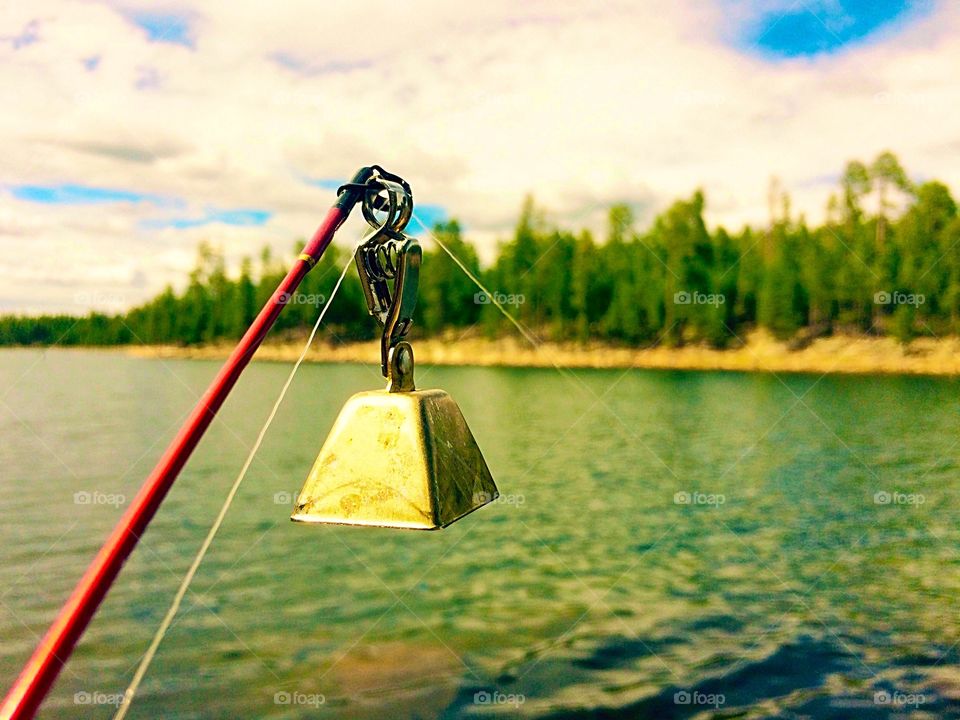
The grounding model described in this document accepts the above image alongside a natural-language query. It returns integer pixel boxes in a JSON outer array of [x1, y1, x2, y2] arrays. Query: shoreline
[[100, 331, 960, 377]]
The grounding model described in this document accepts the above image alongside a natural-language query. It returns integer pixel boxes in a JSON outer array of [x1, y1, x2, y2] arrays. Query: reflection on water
[[1, 349, 959, 718]]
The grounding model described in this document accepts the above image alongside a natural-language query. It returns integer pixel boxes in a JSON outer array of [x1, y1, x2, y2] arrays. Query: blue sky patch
[[7, 182, 173, 206], [412, 204, 450, 231], [142, 208, 273, 230], [1, 20, 40, 50], [733, 0, 933, 59], [81, 55, 101, 72], [123, 10, 195, 48]]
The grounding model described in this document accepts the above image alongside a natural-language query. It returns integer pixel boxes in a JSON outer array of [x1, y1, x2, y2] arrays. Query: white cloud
[[1, 0, 959, 312]]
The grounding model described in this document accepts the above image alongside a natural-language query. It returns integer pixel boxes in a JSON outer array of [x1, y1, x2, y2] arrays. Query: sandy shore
[[118, 330, 960, 377]]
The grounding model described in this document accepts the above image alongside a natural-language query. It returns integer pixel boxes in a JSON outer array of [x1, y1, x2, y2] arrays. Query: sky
[[0, 0, 957, 313]]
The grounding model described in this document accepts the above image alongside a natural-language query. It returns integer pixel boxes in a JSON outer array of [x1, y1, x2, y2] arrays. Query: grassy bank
[[115, 330, 960, 377]]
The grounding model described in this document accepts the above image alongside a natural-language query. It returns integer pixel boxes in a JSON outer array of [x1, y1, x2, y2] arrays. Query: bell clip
[[291, 172, 499, 530]]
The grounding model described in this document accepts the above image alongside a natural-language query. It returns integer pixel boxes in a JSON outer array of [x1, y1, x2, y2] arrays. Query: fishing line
[[114, 254, 354, 720], [409, 214, 610, 399], [119, 212, 544, 717], [409, 214, 541, 347]]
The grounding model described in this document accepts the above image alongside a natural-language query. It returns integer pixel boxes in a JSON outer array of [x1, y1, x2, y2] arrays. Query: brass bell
[[290, 351, 499, 530], [291, 175, 498, 529]]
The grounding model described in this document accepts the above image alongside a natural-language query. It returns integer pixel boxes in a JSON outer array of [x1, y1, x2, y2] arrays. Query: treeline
[[3, 152, 960, 349]]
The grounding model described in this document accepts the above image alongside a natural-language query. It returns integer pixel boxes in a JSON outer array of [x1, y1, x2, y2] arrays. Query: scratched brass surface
[[291, 388, 498, 529]]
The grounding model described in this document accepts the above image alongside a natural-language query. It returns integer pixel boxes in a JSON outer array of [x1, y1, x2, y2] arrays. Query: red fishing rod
[[0, 165, 412, 719]]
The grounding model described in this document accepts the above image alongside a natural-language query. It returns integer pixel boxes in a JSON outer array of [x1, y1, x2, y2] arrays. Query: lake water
[[1, 349, 959, 719]]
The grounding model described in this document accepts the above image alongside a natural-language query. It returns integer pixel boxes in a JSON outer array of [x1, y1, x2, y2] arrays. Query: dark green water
[[1, 349, 959, 719]]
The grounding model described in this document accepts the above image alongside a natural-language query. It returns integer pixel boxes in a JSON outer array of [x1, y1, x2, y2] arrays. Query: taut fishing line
[[408, 214, 606, 399], [114, 254, 354, 720], [408, 214, 539, 345]]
